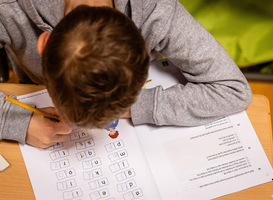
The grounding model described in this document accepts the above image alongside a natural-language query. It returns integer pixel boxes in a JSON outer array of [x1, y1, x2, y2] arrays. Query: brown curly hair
[[42, 5, 149, 128]]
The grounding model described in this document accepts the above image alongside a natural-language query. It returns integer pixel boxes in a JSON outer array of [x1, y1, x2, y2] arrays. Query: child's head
[[42, 5, 149, 128]]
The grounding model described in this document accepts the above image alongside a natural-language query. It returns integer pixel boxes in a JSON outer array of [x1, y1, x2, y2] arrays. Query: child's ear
[[37, 32, 51, 55]]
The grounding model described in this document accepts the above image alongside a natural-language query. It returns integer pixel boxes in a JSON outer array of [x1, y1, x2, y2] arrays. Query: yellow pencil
[[143, 79, 152, 89], [145, 79, 152, 84], [5, 96, 60, 122]]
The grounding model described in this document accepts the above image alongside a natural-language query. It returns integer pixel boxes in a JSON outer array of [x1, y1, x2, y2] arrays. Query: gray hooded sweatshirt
[[0, 0, 252, 144]]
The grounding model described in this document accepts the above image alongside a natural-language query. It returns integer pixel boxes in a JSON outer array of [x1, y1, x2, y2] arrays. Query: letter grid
[[104, 140, 144, 199]]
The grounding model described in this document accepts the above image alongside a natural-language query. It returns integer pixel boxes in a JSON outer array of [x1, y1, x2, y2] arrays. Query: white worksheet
[[135, 112, 273, 199], [18, 90, 160, 200], [17, 60, 273, 200]]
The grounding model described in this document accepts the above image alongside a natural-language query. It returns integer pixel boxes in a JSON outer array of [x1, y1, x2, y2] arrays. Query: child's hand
[[26, 107, 72, 148], [120, 108, 131, 118]]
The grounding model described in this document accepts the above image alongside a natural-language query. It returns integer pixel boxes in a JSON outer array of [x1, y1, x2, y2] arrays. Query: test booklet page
[[18, 60, 273, 200], [18, 90, 161, 200]]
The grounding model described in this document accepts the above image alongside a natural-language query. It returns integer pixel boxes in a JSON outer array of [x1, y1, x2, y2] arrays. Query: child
[[0, 0, 252, 148]]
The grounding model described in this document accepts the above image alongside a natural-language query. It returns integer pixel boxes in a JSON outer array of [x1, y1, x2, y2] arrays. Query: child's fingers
[[48, 118, 72, 135], [39, 107, 61, 117], [52, 134, 69, 143]]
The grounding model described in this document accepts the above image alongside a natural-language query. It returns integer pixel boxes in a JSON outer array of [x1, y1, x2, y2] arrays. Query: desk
[[0, 83, 272, 200]]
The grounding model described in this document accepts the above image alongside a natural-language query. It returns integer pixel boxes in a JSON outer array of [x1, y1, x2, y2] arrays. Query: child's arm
[[0, 92, 72, 148], [0, 92, 33, 144], [131, 0, 252, 126]]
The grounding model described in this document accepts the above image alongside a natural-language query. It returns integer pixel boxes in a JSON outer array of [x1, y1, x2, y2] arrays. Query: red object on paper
[[109, 131, 119, 139]]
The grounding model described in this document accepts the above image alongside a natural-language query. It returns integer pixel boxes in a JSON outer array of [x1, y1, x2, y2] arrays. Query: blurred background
[[180, 0, 273, 80]]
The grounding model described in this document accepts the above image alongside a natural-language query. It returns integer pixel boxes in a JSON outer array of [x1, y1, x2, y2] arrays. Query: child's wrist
[[120, 109, 131, 118]]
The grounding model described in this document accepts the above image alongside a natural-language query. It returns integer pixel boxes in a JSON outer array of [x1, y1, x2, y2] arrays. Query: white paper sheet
[[135, 112, 273, 199], [18, 90, 160, 200]]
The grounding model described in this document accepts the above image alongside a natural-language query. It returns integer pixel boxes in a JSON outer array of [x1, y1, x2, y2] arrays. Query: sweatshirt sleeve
[[0, 92, 33, 144], [131, 0, 252, 126]]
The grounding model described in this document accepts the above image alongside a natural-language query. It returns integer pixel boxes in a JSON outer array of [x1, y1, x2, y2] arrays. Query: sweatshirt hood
[[18, 0, 65, 32]]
